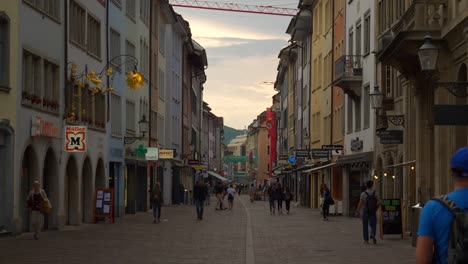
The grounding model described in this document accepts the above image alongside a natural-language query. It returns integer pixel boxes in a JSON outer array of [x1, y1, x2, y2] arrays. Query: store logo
[[65, 126, 87, 152]]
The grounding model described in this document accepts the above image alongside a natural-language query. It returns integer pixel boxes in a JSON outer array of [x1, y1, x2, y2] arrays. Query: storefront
[[336, 151, 373, 216]]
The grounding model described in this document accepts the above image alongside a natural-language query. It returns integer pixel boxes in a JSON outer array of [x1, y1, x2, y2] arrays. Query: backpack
[[432, 195, 468, 264], [365, 191, 378, 214]]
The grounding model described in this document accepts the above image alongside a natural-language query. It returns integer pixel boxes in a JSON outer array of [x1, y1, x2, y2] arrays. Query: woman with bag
[[26, 181, 51, 240]]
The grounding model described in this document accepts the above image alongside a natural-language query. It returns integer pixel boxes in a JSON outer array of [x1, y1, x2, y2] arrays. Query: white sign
[[145, 147, 159, 161], [65, 126, 87, 152]]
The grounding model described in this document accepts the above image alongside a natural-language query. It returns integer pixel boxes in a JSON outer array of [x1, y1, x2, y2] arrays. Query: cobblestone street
[[0, 195, 415, 264]]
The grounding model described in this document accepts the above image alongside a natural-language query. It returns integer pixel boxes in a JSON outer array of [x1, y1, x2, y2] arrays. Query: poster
[[96, 200, 103, 208], [104, 193, 111, 202], [381, 199, 403, 237], [103, 205, 110, 214], [97, 190, 104, 199]]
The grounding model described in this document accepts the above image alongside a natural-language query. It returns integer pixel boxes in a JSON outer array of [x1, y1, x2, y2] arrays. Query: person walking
[[416, 147, 468, 264], [249, 183, 256, 203], [226, 185, 236, 210], [356, 180, 381, 244], [322, 186, 332, 221], [268, 184, 276, 214], [275, 183, 284, 214], [193, 181, 206, 220], [26, 181, 50, 240], [284, 187, 293, 214], [150, 182, 163, 223], [215, 182, 225, 210]]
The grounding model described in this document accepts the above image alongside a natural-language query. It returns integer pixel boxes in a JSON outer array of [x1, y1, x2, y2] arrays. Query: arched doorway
[[385, 155, 395, 199], [43, 148, 58, 230], [65, 156, 79, 225], [21, 145, 38, 232], [95, 158, 105, 188], [82, 157, 93, 223]]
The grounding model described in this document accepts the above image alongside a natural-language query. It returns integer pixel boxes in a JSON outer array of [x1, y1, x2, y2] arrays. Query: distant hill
[[223, 126, 246, 145]]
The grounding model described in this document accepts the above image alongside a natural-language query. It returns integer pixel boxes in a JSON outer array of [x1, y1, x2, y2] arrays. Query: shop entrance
[[65, 156, 79, 225], [43, 148, 58, 229], [348, 170, 361, 216], [21, 146, 38, 232]]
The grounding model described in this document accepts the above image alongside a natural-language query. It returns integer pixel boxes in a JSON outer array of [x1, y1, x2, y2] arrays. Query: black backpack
[[365, 191, 378, 214], [432, 195, 468, 264]]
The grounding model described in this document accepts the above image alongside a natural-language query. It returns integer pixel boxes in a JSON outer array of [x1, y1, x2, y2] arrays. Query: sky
[[172, 0, 298, 129]]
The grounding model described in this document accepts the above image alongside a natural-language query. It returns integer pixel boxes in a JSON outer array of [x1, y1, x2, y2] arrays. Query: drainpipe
[[106, 0, 110, 122], [329, 0, 336, 187]]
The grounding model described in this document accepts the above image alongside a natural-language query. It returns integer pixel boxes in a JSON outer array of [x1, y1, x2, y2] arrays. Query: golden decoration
[[126, 71, 144, 90], [106, 67, 113, 76]]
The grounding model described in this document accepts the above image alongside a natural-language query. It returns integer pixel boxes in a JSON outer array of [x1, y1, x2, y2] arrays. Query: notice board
[[94, 188, 114, 223], [380, 198, 404, 239]]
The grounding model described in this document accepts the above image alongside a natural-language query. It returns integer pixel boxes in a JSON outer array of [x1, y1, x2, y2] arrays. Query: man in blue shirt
[[416, 147, 468, 263]]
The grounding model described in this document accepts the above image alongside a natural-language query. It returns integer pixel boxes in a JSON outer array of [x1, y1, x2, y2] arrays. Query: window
[[81, 83, 93, 124], [125, 40, 135, 73], [95, 94, 105, 129], [355, 97, 361, 132], [385, 65, 393, 96], [126, 100, 136, 133], [0, 14, 9, 88], [87, 14, 101, 58], [43, 60, 59, 104], [110, 28, 121, 68], [364, 11, 371, 55], [356, 20, 362, 56], [22, 50, 41, 96], [159, 23, 166, 56], [24, 0, 60, 20], [140, 38, 149, 79], [159, 68, 165, 100], [348, 27, 354, 55], [347, 97, 353, 133], [126, 0, 136, 20], [111, 93, 122, 137], [140, 0, 150, 26], [70, 0, 86, 48], [363, 85, 370, 129]]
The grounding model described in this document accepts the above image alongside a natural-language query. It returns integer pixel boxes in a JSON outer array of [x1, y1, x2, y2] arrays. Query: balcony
[[334, 55, 363, 99], [377, 0, 447, 77]]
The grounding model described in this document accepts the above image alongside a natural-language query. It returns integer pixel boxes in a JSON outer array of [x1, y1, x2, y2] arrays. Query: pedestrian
[[416, 147, 468, 264], [284, 187, 293, 214], [215, 182, 225, 210], [179, 184, 185, 205], [194, 181, 206, 220], [249, 183, 256, 203], [26, 181, 51, 240], [322, 186, 332, 221], [227, 185, 236, 210], [150, 182, 163, 223], [268, 184, 276, 214], [355, 180, 381, 244], [205, 183, 211, 206], [275, 183, 284, 214], [320, 183, 327, 215]]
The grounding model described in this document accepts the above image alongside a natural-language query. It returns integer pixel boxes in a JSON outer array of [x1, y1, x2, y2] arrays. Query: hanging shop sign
[[312, 149, 330, 159], [31, 116, 60, 138], [380, 198, 405, 239], [288, 156, 296, 164], [322, 144, 344, 156], [295, 149, 310, 158], [350, 138, 363, 152], [158, 149, 174, 159], [65, 126, 87, 152], [188, 159, 200, 165], [379, 130, 403, 144], [145, 147, 159, 161]]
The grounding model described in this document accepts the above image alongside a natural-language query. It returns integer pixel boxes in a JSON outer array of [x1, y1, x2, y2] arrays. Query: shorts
[[228, 195, 234, 201]]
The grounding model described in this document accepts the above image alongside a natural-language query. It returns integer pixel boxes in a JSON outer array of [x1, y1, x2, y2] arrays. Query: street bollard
[[411, 203, 424, 247]]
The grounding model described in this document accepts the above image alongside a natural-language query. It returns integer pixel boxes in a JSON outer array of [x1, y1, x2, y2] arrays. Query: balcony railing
[[335, 55, 363, 80]]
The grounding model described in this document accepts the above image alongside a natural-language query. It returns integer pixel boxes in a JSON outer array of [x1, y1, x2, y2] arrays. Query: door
[[349, 170, 361, 216]]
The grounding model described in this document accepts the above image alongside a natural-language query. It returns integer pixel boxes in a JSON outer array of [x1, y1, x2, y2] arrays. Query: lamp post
[[124, 115, 149, 145], [418, 35, 468, 97], [369, 86, 405, 126]]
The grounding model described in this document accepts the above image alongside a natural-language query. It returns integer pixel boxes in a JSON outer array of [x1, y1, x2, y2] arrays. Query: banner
[[65, 126, 87, 152]]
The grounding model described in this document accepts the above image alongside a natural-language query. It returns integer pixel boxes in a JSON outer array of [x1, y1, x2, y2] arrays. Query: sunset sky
[[173, 1, 297, 129]]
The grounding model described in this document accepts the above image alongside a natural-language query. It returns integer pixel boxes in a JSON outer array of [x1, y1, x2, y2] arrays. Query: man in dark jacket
[[193, 181, 206, 220]]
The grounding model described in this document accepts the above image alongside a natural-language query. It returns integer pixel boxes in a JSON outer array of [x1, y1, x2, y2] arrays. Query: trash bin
[[411, 203, 424, 247]]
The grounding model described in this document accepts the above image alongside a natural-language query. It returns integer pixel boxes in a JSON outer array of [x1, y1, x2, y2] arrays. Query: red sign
[[266, 108, 277, 178], [65, 126, 87, 152], [31, 116, 59, 138]]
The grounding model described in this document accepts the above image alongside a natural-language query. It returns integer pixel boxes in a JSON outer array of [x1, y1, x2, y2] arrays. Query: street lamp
[[369, 86, 405, 126], [124, 115, 149, 144], [418, 35, 468, 97]]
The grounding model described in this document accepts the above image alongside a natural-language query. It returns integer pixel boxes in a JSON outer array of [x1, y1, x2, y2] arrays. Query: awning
[[304, 163, 336, 173], [386, 160, 416, 169], [208, 171, 229, 182], [336, 151, 373, 166]]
